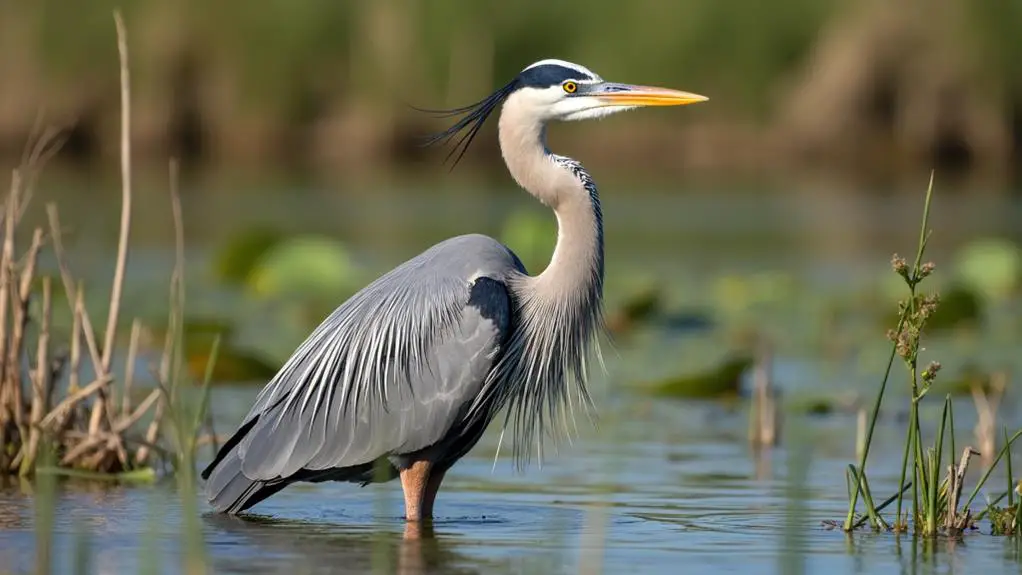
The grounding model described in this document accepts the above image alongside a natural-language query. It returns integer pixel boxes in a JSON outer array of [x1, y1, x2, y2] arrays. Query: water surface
[[3, 176, 1022, 574]]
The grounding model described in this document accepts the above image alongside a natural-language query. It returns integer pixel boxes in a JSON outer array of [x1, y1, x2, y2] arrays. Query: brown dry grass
[[0, 10, 214, 480]]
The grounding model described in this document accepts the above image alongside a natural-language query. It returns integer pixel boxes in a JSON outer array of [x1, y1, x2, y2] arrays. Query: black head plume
[[413, 78, 519, 169]]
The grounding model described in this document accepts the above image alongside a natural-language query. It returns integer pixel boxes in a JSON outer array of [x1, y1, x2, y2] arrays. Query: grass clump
[[0, 11, 216, 484], [841, 172, 1022, 536]]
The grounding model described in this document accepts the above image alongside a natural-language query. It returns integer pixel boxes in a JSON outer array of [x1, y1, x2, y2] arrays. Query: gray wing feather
[[233, 234, 520, 481]]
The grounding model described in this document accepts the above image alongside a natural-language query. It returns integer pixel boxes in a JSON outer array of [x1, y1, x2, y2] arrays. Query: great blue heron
[[202, 59, 706, 520]]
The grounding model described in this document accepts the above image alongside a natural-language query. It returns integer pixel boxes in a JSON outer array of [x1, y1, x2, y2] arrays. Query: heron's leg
[[399, 460, 434, 521], [419, 468, 448, 518]]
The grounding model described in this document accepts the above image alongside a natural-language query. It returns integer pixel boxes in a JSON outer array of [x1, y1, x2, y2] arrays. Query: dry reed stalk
[[944, 446, 978, 531], [45, 206, 114, 437], [1, 12, 222, 479], [20, 277, 51, 475], [137, 159, 185, 465], [0, 173, 18, 468], [748, 345, 778, 448], [16, 118, 69, 224], [135, 394, 164, 466], [116, 389, 160, 434], [0, 13, 209, 478], [6, 228, 45, 455], [123, 319, 141, 417], [972, 372, 1006, 466], [101, 10, 132, 386], [856, 406, 867, 462], [66, 285, 83, 428], [18, 229, 44, 305], [39, 376, 112, 430]]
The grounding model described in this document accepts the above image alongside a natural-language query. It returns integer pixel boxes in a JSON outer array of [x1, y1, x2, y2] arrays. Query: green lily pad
[[247, 235, 361, 299], [953, 238, 1021, 303], [187, 343, 278, 384], [642, 355, 754, 399], [214, 226, 284, 285], [606, 287, 663, 334], [881, 283, 982, 332]]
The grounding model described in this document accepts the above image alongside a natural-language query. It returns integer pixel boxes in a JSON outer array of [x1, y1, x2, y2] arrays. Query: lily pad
[[187, 344, 278, 384], [953, 238, 1021, 303], [606, 287, 663, 334], [247, 235, 361, 300], [642, 355, 754, 399], [214, 226, 284, 285], [879, 283, 982, 332]]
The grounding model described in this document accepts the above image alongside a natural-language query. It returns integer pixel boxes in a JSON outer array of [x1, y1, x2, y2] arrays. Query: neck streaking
[[481, 100, 606, 469]]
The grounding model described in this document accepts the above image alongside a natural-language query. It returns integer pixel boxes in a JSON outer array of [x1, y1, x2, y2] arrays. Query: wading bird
[[202, 59, 706, 519]]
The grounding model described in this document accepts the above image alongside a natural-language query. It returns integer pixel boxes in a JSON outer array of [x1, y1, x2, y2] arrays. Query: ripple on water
[[2, 386, 1022, 574]]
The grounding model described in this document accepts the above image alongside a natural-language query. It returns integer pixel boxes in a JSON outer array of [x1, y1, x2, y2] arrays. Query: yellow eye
[[562, 81, 577, 94]]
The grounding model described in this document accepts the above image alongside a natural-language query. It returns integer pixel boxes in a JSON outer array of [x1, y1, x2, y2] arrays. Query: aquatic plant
[[642, 354, 754, 400], [0, 12, 216, 482], [841, 173, 1022, 536]]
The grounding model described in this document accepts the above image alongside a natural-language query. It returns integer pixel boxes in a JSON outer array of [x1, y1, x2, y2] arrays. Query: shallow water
[[3, 174, 1022, 573], [3, 387, 1022, 574]]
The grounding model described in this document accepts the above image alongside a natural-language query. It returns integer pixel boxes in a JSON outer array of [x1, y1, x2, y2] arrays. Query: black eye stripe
[[518, 64, 594, 88]]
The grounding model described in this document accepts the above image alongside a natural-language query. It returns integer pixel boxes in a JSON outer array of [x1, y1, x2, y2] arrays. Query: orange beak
[[590, 83, 708, 107]]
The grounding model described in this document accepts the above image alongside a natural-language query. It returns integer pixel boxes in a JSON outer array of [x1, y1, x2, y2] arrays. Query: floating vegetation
[[246, 234, 361, 300], [641, 354, 753, 399], [213, 226, 284, 286], [881, 283, 983, 333], [840, 174, 1022, 537], [0, 13, 215, 481], [605, 286, 663, 335], [185, 341, 276, 384], [952, 237, 1021, 304], [146, 317, 278, 383]]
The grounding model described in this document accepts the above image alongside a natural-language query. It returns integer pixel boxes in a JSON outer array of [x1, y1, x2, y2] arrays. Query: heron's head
[[419, 58, 707, 166], [509, 59, 707, 122]]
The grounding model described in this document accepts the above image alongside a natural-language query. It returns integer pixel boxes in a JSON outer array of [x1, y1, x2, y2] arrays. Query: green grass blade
[[843, 339, 901, 530], [963, 428, 1022, 511], [1006, 427, 1014, 509], [848, 464, 885, 530], [948, 396, 956, 472], [928, 396, 950, 530], [910, 171, 935, 273], [975, 490, 1008, 521], [192, 334, 222, 448], [854, 482, 912, 530], [895, 401, 915, 528]]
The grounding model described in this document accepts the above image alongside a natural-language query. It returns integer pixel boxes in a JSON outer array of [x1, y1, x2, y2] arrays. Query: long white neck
[[486, 97, 605, 467], [497, 100, 605, 295]]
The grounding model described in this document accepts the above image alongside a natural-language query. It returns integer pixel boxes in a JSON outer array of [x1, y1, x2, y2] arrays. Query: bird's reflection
[[204, 513, 478, 575]]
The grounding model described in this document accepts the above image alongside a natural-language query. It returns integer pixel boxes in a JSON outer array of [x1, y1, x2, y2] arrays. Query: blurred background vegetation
[[0, 0, 1020, 388], [1, 0, 1021, 185]]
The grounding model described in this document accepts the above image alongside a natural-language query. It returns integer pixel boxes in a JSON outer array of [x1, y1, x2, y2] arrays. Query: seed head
[[896, 329, 914, 359], [918, 293, 940, 320], [891, 254, 909, 278], [918, 261, 936, 279], [921, 361, 941, 383]]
